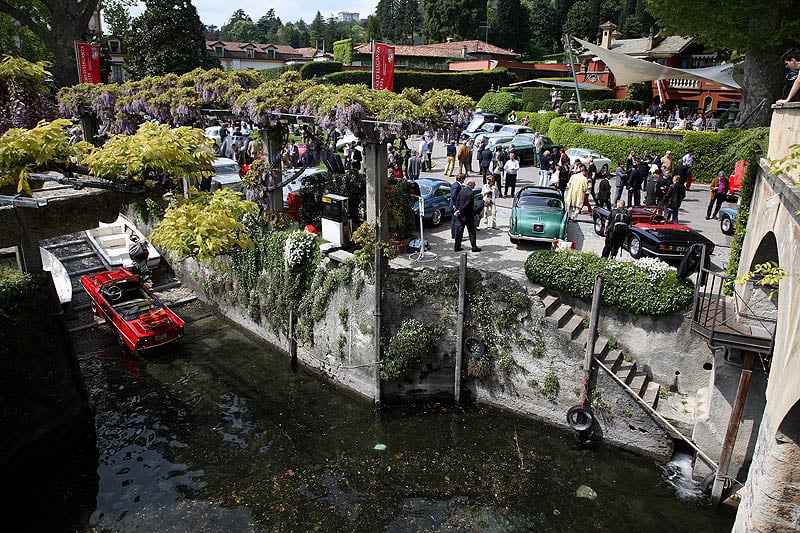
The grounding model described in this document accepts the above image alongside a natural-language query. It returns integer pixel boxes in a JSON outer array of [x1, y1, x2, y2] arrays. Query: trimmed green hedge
[[300, 61, 343, 80], [517, 111, 559, 133], [524, 250, 694, 315], [325, 69, 516, 101], [506, 86, 614, 112], [545, 117, 770, 183], [477, 91, 516, 116]]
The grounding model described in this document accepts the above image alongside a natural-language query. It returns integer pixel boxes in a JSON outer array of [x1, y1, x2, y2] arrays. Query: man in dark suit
[[454, 179, 481, 252]]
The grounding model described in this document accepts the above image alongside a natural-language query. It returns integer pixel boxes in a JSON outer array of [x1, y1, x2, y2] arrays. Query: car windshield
[[518, 195, 563, 209], [214, 164, 239, 174]]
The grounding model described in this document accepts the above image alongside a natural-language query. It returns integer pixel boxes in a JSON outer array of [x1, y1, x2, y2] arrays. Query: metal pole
[[711, 351, 755, 507], [582, 276, 604, 404], [374, 226, 382, 408], [454, 253, 467, 403], [564, 34, 583, 113]]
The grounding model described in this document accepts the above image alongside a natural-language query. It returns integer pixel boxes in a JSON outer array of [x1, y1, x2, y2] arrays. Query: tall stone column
[[263, 124, 286, 212], [733, 407, 800, 532]]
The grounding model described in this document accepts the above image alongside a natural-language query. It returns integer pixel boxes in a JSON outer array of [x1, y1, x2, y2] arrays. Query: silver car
[[565, 147, 612, 175]]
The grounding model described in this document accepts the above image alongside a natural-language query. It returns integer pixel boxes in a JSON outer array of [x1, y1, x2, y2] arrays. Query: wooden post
[[582, 276, 604, 404], [288, 308, 297, 370], [711, 350, 755, 508], [454, 253, 467, 403]]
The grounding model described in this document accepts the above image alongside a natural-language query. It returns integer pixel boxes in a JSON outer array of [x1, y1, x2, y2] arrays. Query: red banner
[[372, 42, 395, 92], [76, 43, 102, 84]]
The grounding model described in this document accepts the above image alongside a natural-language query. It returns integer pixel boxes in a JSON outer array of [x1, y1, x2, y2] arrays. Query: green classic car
[[509, 186, 568, 244], [489, 133, 562, 164]]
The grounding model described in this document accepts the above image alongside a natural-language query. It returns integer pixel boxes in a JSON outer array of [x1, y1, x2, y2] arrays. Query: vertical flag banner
[[372, 41, 395, 92], [76, 43, 102, 84]]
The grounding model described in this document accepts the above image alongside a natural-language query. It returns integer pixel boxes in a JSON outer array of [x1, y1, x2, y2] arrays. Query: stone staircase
[[538, 286, 662, 409]]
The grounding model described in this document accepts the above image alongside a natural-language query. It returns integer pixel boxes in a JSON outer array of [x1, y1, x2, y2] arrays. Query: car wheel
[[593, 215, 605, 236], [720, 214, 734, 235], [431, 208, 444, 227], [629, 235, 643, 258]]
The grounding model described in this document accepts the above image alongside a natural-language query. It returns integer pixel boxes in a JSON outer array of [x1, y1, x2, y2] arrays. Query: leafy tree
[[366, 14, 383, 42], [277, 24, 303, 47], [423, 0, 484, 43], [490, 0, 532, 55], [257, 9, 283, 38], [103, 0, 134, 37], [0, 0, 99, 86], [204, 25, 220, 40], [646, 0, 798, 127], [224, 20, 265, 43], [563, 0, 595, 40], [126, 0, 220, 80], [0, 14, 52, 64], [525, 0, 560, 55], [397, 0, 423, 44]]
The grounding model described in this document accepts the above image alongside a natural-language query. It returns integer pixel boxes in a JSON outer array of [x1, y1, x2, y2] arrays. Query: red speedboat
[[81, 267, 185, 352]]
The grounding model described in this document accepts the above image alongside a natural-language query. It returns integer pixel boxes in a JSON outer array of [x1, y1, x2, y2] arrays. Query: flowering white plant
[[284, 230, 317, 269], [633, 256, 675, 282]]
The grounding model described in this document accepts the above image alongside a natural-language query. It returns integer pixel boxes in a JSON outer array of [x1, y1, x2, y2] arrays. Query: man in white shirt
[[503, 152, 520, 197]]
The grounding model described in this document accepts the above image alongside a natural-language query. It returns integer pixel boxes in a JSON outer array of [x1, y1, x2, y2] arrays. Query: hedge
[[300, 61, 344, 80], [504, 86, 614, 112], [477, 91, 516, 116], [524, 250, 695, 316], [545, 116, 770, 182], [326, 68, 515, 102]]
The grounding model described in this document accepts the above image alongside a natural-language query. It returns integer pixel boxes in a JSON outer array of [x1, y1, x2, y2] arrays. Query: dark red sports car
[[81, 268, 185, 353]]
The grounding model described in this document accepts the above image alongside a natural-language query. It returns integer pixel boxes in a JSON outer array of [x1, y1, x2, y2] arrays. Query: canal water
[[57, 300, 735, 532]]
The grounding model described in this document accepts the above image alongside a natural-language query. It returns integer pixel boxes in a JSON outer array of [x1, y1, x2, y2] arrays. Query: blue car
[[412, 178, 481, 227], [719, 205, 738, 235]]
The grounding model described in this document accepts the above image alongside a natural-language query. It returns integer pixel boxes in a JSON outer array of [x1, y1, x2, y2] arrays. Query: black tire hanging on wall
[[463, 336, 487, 359], [567, 405, 594, 432]]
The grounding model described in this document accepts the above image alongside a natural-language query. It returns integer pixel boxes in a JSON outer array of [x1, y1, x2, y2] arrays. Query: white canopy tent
[[573, 37, 741, 90]]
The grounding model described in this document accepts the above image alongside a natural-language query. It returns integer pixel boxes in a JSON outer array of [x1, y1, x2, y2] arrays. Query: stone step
[[599, 348, 623, 372], [628, 372, 649, 397], [615, 361, 636, 385], [542, 294, 560, 316], [642, 381, 661, 409], [529, 284, 548, 298], [561, 314, 586, 340], [545, 304, 573, 328]]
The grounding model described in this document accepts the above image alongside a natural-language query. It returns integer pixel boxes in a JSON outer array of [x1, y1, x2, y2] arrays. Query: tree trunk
[[739, 47, 784, 128], [46, 29, 82, 87]]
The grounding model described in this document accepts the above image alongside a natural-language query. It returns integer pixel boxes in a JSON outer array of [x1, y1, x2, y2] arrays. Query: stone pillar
[[733, 406, 800, 532], [362, 124, 388, 240]]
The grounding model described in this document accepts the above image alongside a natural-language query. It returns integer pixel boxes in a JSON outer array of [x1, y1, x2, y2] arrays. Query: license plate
[[155, 333, 168, 341], [675, 246, 688, 252], [532, 223, 544, 233]]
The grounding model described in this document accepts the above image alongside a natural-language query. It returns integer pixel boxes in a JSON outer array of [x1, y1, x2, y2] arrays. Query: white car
[[565, 147, 612, 176], [476, 124, 534, 146], [336, 132, 360, 151], [282, 167, 328, 208], [205, 126, 223, 147], [211, 157, 243, 192]]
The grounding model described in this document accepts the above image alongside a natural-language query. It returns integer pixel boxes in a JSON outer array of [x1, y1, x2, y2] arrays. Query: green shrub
[[626, 83, 651, 105], [477, 91, 515, 116], [508, 86, 614, 112], [381, 318, 444, 381], [524, 250, 695, 315], [517, 111, 559, 133], [300, 61, 343, 80], [326, 69, 515, 101]]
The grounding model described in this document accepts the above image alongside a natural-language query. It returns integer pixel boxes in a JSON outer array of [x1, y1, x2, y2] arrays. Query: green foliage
[[386, 177, 416, 240], [81, 122, 216, 186], [325, 69, 514, 102], [381, 318, 445, 381], [295, 263, 352, 344], [333, 39, 354, 65], [0, 118, 75, 194], [0, 267, 35, 321], [591, 389, 611, 416], [391, 269, 458, 307], [299, 61, 343, 80], [546, 117, 769, 184], [125, 0, 220, 80], [735, 261, 785, 300], [259, 64, 302, 81], [131, 198, 165, 224], [477, 91, 516, 116], [513, 87, 614, 112], [350, 222, 397, 272], [769, 142, 800, 182], [537, 370, 560, 403], [150, 189, 258, 264], [524, 250, 695, 315], [626, 83, 652, 104], [338, 307, 349, 328], [517, 111, 559, 133]]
